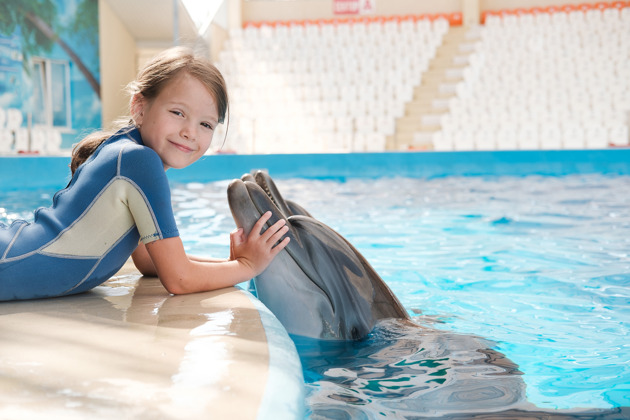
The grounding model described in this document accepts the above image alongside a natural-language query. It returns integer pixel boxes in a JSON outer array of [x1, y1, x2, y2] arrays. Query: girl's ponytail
[[70, 131, 110, 175], [70, 118, 133, 175]]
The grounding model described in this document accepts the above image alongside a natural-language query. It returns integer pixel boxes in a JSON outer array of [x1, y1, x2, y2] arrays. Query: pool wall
[[1, 149, 629, 191]]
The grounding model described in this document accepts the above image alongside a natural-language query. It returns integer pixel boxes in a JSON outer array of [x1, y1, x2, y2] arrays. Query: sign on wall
[[0, 0, 101, 154], [333, 0, 375, 15]]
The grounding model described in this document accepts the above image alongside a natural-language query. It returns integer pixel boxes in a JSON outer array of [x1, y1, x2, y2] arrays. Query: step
[[388, 24, 473, 151]]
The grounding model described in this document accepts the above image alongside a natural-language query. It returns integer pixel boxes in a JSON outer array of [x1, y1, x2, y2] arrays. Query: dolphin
[[227, 171, 408, 340]]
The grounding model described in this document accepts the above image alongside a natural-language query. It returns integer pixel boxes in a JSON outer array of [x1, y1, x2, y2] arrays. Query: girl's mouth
[[169, 141, 195, 153]]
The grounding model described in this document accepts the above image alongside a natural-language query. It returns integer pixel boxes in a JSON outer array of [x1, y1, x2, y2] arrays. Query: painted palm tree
[[0, 0, 100, 98]]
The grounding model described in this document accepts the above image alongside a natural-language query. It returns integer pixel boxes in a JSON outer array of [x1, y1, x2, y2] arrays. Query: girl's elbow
[[161, 278, 189, 295], [159, 273, 195, 295]]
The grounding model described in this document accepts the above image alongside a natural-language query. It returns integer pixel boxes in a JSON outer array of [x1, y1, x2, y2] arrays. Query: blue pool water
[[2, 174, 629, 416], [170, 175, 630, 415]]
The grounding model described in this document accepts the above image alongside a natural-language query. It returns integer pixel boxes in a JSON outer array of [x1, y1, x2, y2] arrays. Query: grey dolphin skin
[[227, 171, 407, 340]]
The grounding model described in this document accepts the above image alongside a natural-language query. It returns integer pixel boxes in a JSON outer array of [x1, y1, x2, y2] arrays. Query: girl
[[0, 47, 290, 301]]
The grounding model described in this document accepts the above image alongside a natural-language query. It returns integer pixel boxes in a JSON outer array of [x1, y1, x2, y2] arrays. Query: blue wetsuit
[[0, 127, 179, 301]]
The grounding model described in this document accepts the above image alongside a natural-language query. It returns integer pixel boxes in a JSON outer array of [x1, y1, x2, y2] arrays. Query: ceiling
[[104, 0, 199, 45]]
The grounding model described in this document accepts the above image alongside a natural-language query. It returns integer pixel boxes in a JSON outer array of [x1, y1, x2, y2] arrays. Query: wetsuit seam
[[62, 224, 137, 295], [117, 175, 164, 239], [1, 222, 27, 260], [117, 146, 124, 176], [116, 142, 166, 241], [1, 177, 123, 263], [123, 175, 164, 240], [38, 252, 101, 260]]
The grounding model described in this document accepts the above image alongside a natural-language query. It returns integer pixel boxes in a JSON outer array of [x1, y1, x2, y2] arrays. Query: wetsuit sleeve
[[118, 145, 179, 244]]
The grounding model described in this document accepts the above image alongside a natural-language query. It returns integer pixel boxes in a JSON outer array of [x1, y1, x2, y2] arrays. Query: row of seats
[[482, 2, 630, 25], [431, 4, 630, 151], [214, 126, 388, 154], [431, 123, 629, 151], [238, 16, 450, 44], [0, 127, 63, 154], [213, 112, 394, 154], [0, 108, 63, 154]]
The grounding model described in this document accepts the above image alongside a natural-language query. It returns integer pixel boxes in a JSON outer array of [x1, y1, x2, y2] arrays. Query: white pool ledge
[[0, 261, 304, 419]]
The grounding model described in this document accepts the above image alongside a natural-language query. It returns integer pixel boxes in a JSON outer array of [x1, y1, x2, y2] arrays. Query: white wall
[[99, 0, 137, 128], [240, 0, 605, 25], [241, 0, 462, 23]]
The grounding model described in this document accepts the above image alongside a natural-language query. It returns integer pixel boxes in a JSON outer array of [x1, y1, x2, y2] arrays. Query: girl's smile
[[169, 139, 196, 153]]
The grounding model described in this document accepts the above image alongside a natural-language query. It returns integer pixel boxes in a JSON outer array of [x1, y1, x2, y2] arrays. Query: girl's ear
[[130, 93, 146, 126]]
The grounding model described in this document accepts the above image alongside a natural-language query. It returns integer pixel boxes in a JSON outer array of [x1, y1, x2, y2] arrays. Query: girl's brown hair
[[70, 47, 228, 174]]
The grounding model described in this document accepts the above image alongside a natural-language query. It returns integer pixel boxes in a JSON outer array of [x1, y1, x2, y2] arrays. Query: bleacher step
[[391, 24, 473, 150]]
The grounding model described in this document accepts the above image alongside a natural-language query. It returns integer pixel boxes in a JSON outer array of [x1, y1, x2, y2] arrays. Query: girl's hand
[[229, 211, 290, 278]]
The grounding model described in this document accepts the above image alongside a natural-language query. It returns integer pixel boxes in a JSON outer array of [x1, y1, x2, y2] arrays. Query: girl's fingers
[[269, 225, 289, 243], [272, 236, 290, 253], [230, 228, 244, 244], [252, 211, 272, 234], [251, 212, 290, 251], [259, 216, 287, 240], [265, 224, 289, 246]]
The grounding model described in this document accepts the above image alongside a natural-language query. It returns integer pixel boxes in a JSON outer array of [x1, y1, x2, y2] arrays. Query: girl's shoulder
[[106, 128, 166, 178], [102, 127, 162, 166], [103, 126, 144, 151]]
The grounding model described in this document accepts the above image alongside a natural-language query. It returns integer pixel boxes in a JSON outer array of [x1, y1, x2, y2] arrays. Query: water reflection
[[297, 319, 532, 418], [298, 319, 628, 419]]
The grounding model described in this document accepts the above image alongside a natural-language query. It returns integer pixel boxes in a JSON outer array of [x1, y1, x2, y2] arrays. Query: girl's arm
[[132, 212, 290, 294], [132, 241, 227, 276]]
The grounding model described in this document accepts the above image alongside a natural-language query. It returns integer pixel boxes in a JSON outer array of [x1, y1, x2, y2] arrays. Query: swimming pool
[[170, 173, 629, 416], [1, 150, 629, 418]]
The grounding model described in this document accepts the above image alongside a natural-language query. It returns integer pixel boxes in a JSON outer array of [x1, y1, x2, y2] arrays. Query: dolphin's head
[[227, 172, 407, 340]]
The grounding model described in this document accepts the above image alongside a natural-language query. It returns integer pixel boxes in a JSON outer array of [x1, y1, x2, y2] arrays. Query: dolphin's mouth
[[229, 177, 336, 312], [255, 175, 279, 209]]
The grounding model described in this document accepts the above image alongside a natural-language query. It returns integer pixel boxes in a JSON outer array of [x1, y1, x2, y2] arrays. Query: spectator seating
[[215, 3, 629, 154], [434, 3, 630, 151], [215, 16, 449, 153]]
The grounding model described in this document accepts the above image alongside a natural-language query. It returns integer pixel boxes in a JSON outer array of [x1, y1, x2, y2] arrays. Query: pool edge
[[242, 289, 306, 420]]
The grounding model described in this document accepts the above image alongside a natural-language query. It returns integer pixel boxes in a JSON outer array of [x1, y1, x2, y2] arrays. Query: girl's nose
[[181, 124, 195, 141]]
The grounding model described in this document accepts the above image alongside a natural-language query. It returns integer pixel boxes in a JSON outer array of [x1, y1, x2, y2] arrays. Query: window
[[31, 58, 71, 129]]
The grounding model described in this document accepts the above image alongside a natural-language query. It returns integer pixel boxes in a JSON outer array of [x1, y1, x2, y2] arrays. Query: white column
[[228, 0, 242, 31], [462, 0, 480, 26]]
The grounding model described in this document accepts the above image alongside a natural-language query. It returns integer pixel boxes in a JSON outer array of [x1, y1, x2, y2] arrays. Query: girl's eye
[[170, 110, 184, 117], [201, 122, 214, 130]]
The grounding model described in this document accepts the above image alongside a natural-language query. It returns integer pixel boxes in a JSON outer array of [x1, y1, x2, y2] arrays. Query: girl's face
[[133, 71, 219, 170]]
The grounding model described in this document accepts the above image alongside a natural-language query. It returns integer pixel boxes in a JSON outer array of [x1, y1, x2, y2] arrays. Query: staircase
[[387, 25, 479, 150]]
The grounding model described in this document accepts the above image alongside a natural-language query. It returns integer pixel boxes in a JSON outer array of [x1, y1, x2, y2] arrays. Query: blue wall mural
[[0, 0, 100, 153]]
